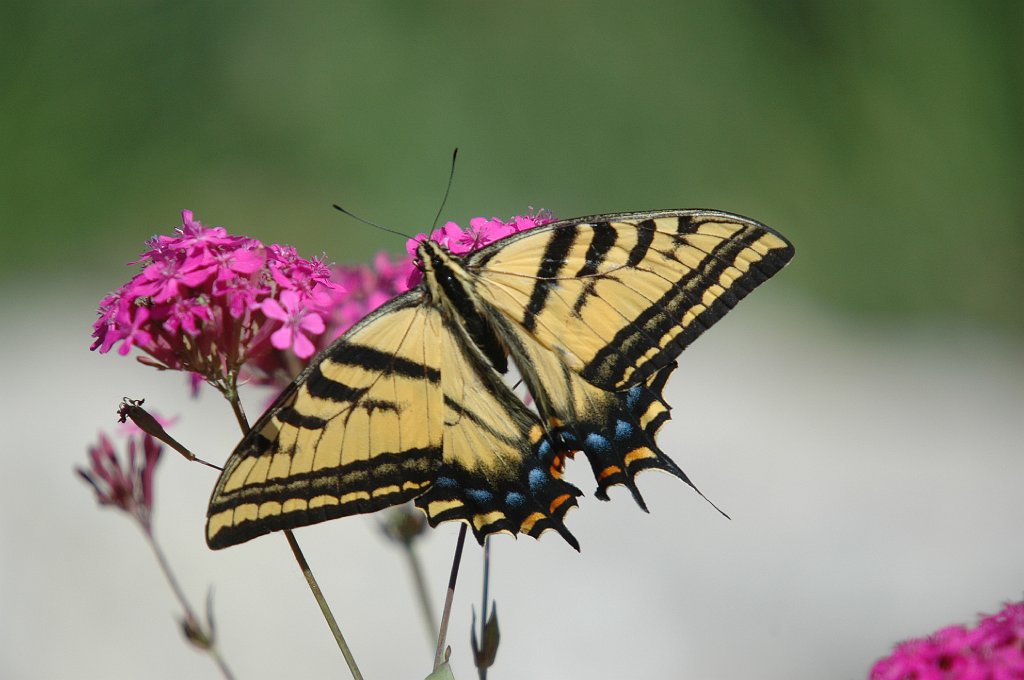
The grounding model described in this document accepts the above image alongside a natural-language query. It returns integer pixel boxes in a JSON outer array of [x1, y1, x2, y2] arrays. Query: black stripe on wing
[[580, 214, 794, 389], [522, 224, 579, 333], [414, 430, 584, 551], [206, 445, 440, 549]]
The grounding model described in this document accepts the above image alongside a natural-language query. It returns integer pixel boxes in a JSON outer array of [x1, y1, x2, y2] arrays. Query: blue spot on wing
[[467, 488, 492, 503], [614, 419, 633, 440], [535, 437, 552, 460], [505, 491, 525, 507], [528, 467, 547, 491], [435, 476, 458, 489], [625, 384, 643, 410], [585, 432, 611, 454]]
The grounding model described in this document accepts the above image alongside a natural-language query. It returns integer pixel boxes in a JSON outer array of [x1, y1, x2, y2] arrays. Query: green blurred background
[[3, 2, 1022, 333]]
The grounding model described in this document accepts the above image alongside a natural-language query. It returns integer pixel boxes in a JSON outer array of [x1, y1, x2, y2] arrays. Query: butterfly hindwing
[[413, 312, 582, 548]]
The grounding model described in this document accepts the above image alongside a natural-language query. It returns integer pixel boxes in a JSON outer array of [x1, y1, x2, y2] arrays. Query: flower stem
[[227, 393, 363, 680], [477, 537, 491, 680], [227, 388, 249, 435], [283, 529, 364, 680], [143, 526, 237, 680], [402, 541, 437, 644], [434, 523, 468, 670]]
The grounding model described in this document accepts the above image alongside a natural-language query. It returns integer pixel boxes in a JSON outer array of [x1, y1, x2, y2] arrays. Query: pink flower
[[445, 217, 516, 254], [162, 298, 212, 336], [211, 243, 265, 278], [144, 210, 249, 258], [213, 275, 265, 319], [92, 210, 341, 392], [114, 301, 154, 356], [77, 432, 163, 532], [871, 601, 1024, 679], [135, 251, 217, 304], [262, 290, 326, 359]]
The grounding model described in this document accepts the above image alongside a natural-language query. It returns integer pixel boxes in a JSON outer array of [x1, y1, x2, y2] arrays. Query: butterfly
[[207, 210, 794, 550]]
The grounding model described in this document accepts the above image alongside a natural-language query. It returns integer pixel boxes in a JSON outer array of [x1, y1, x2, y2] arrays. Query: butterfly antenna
[[332, 204, 411, 241], [431, 147, 459, 230]]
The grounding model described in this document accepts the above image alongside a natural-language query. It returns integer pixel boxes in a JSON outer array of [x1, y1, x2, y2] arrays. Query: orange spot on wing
[[549, 453, 565, 478], [549, 493, 573, 515], [598, 465, 622, 481], [548, 450, 577, 479], [519, 511, 546, 534]]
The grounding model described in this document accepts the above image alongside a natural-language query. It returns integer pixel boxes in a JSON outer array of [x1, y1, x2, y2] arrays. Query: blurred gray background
[[2, 3, 1022, 679]]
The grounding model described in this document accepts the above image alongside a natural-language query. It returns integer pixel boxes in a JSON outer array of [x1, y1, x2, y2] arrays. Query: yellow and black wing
[[415, 300, 582, 548], [464, 210, 794, 513], [206, 293, 442, 548], [468, 210, 793, 390], [207, 292, 582, 549], [207, 209, 794, 550]]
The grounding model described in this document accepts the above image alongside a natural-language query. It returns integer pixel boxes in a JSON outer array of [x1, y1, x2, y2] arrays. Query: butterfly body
[[420, 239, 509, 374], [207, 210, 794, 550]]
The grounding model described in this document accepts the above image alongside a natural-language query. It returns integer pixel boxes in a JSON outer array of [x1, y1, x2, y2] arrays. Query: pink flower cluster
[[91, 210, 341, 391], [77, 431, 163, 532], [325, 251, 417, 339], [91, 209, 554, 393], [871, 602, 1024, 679]]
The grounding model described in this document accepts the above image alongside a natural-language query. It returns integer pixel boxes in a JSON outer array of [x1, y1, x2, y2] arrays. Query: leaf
[[424, 662, 456, 680]]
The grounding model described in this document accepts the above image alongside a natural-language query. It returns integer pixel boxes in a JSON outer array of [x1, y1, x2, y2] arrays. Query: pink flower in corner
[[871, 601, 1024, 679], [262, 289, 326, 359]]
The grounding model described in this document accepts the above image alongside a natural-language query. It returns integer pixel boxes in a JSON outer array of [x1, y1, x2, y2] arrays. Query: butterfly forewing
[[468, 210, 795, 391], [207, 294, 444, 549], [486, 307, 691, 509]]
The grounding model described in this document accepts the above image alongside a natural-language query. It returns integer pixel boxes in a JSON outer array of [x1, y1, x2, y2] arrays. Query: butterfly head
[[417, 239, 471, 297]]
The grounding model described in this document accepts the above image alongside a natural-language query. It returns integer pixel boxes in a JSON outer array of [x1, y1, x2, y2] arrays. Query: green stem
[[477, 538, 491, 680], [144, 527, 237, 680], [403, 542, 437, 644], [283, 529, 364, 680], [207, 647, 236, 680], [434, 524, 468, 670], [226, 385, 249, 434]]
